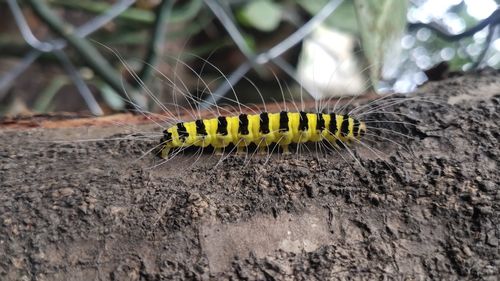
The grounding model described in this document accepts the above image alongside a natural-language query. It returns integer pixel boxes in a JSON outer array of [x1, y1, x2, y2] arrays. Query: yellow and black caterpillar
[[159, 111, 366, 158]]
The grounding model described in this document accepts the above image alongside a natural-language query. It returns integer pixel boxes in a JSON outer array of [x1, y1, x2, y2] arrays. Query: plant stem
[[25, 0, 134, 103]]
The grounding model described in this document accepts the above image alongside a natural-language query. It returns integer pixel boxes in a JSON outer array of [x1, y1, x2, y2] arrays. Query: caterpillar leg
[[280, 144, 290, 155], [237, 146, 246, 155], [258, 146, 267, 155], [214, 148, 223, 156]]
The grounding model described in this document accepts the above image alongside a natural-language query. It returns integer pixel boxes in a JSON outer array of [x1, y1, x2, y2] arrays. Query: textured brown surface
[[0, 70, 499, 280]]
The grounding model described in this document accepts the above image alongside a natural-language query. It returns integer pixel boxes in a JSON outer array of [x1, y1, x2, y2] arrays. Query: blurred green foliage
[[240, 0, 409, 90], [297, 0, 358, 33], [49, 0, 204, 25], [354, 0, 408, 89], [0, 0, 497, 115], [237, 0, 282, 32]]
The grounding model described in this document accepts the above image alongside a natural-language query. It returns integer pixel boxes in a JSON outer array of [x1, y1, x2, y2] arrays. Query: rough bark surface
[[0, 71, 499, 280]]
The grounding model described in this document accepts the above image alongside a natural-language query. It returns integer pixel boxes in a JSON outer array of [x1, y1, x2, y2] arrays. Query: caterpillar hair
[[94, 44, 443, 171]]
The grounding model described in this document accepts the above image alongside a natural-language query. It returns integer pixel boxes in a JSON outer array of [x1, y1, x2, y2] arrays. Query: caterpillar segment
[[159, 112, 367, 159]]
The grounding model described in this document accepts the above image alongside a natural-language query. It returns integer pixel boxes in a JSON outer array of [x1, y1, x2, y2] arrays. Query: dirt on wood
[[0, 70, 499, 280]]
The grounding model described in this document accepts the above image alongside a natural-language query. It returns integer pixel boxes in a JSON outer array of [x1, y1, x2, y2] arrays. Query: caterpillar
[[158, 111, 366, 158], [95, 45, 433, 167]]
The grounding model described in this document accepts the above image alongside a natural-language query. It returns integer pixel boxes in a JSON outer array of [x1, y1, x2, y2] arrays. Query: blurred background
[[0, 0, 498, 117]]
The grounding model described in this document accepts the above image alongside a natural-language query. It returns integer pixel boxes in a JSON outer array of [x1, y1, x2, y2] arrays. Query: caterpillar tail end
[[160, 146, 171, 159]]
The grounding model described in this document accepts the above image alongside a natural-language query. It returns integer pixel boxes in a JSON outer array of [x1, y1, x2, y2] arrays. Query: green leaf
[[98, 83, 125, 110], [238, 0, 282, 32], [33, 76, 69, 113], [48, 0, 204, 25], [296, 0, 358, 33], [353, 0, 408, 89]]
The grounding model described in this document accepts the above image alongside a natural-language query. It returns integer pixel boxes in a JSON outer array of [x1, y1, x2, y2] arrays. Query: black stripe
[[298, 111, 308, 131], [217, 116, 228, 136], [353, 119, 360, 137], [279, 111, 289, 132], [260, 112, 270, 134], [195, 119, 207, 136], [238, 114, 249, 135], [160, 130, 172, 144], [316, 113, 325, 131], [341, 115, 350, 137], [176, 122, 188, 141], [329, 113, 337, 135]]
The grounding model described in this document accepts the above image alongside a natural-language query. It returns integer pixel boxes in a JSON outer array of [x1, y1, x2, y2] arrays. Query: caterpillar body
[[94, 44, 410, 164], [159, 111, 367, 158]]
